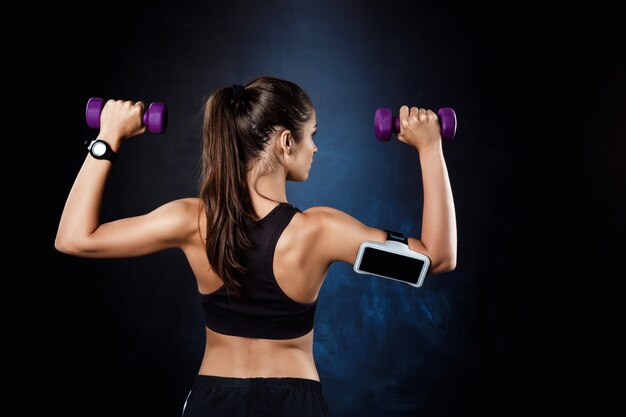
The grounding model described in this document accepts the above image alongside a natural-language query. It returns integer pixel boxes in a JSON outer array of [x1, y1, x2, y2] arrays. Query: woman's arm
[[398, 105, 456, 270], [311, 105, 456, 274], [55, 99, 198, 258], [414, 140, 457, 271]]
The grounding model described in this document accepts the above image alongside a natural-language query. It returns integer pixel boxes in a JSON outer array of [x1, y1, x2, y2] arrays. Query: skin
[[56, 99, 456, 382]]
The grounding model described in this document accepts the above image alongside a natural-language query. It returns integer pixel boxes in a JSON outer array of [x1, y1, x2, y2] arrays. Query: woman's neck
[[247, 169, 288, 209]]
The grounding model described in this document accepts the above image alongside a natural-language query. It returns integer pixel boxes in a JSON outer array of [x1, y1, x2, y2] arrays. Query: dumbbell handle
[[85, 97, 168, 134], [374, 107, 457, 141]]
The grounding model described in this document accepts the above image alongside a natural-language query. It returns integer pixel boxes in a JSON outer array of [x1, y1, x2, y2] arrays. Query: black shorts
[[181, 374, 330, 417]]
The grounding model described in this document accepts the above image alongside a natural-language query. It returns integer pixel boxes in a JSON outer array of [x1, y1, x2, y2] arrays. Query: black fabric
[[181, 374, 330, 417], [200, 202, 318, 339]]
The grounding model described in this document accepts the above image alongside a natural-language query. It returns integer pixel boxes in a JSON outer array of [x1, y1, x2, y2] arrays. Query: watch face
[[92, 141, 107, 157]]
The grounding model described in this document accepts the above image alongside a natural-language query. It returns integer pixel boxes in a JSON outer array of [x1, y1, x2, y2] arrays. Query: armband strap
[[383, 229, 408, 245]]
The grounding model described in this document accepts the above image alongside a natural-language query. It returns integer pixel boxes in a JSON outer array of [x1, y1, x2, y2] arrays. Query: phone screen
[[359, 247, 426, 284]]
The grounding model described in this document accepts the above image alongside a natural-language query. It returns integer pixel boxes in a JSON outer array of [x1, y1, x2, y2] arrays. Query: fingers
[[415, 108, 430, 122], [103, 99, 115, 110], [110, 99, 144, 117], [401, 106, 437, 122], [399, 105, 433, 134], [426, 109, 438, 120], [400, 105, 418, 131], [108, 99, 144, 107], [399, 105, 409, 124], [395, 105, 440, 150]]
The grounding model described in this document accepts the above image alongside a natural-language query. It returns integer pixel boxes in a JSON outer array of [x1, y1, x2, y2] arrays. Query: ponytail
[[200, 86, 254, 300]]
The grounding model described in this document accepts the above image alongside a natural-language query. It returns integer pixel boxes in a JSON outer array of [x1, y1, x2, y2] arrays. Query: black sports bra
[[199, 202, 318, 340]]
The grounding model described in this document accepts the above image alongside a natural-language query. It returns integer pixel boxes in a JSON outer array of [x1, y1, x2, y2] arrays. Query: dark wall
[[5, 1, 623, 416]]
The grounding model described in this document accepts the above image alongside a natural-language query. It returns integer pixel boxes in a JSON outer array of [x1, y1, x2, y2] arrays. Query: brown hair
[[199, 76, 314, 300]]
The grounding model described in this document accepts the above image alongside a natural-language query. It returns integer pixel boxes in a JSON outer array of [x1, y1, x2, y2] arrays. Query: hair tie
[[230, 84, 246, 104]]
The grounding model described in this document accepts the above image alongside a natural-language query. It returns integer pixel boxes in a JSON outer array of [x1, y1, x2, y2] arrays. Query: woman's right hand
[[396, 105, 442, 152], [98, 99, 147, 143]]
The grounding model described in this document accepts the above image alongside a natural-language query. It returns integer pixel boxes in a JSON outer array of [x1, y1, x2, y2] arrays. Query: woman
[[55, 76, 456, 416]]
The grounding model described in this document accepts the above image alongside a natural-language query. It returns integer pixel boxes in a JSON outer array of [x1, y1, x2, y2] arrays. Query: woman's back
[[185, 198, 330, 381]]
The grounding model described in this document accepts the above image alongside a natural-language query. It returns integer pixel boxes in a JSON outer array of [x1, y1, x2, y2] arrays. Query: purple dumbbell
[[85, 97, 168, 134], [374, 107, 457, 141]]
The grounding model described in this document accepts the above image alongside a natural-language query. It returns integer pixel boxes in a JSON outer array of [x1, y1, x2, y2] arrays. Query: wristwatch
[[86, 139, 117, 162]]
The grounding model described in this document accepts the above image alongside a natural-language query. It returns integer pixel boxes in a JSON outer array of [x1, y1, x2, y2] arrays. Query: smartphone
[[353, 239, 430, 287]]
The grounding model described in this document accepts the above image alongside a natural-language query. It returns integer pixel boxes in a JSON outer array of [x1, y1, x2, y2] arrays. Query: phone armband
[[353, 229, 430, 287]]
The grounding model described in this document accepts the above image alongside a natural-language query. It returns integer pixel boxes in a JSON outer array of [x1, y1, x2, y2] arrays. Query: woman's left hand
[[98, 99, 147, 142]]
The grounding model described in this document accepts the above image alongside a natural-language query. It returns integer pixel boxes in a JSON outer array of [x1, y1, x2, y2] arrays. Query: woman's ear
[[278, 129, 294, 155]]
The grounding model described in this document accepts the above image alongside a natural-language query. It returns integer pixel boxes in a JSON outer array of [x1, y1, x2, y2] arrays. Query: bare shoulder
[[302, 205, 383, 236], [159, 197, 201, 219], [301, 205, 331, 225], [153, 197, 203, 243], [302, 205, 387, 266]]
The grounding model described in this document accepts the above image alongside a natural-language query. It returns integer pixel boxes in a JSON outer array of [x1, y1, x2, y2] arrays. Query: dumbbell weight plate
[[144, 102, 168, 134], [437, 108, 457, 141], [85, 97, 105, 129], [374, 108, 393, 142]]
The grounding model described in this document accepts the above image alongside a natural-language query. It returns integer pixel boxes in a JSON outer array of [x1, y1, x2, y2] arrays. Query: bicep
[[74, 198, 199, 258], [310, 206, 429, 267]]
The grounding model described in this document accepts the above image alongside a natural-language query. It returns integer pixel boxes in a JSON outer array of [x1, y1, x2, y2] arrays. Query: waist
[[199, 338, 319, 381], [198, 362, 320, 382]]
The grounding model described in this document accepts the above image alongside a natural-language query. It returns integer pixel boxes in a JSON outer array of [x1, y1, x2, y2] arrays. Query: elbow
[[429, 254, 457, 274], [440, 257, 457, 273], [54, 235, 75, 255], [443, 251, 457, 272], [54, 234, 87, 256]]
